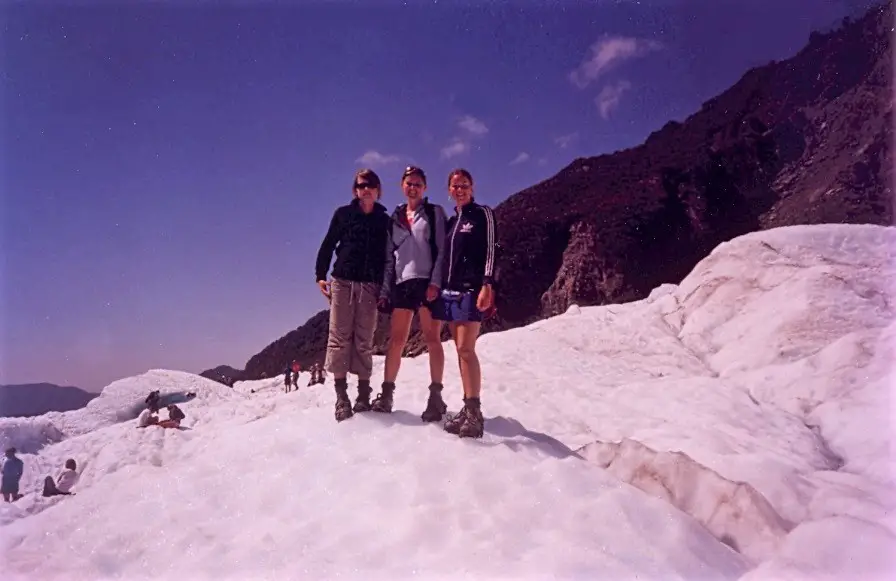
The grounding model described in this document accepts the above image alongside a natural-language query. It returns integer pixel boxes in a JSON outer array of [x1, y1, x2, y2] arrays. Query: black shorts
[[392, 278, 432, 311]]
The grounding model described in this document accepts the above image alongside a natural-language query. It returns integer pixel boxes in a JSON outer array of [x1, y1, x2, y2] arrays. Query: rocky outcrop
[[198, 365, 245, 388]]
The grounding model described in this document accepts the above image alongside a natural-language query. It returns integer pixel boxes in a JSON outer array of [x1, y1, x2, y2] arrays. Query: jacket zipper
[[363, 214, 370, 281], [446, 207, 463, 287]]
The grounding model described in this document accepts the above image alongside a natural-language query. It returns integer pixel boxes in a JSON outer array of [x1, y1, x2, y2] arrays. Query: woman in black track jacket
[[430, 168, 497, 439]]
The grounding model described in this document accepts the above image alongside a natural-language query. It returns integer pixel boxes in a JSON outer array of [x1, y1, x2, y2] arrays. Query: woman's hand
[[477, 285, 494, 312], [317, 280, 331, 300], [426, 284, 439, 302]]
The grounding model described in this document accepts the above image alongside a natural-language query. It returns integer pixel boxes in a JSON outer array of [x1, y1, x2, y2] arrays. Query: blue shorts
[[431, 289, 483, 323]]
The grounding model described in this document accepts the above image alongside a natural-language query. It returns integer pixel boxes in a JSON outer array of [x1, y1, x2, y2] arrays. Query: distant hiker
[[314, 168, 390, 422], [145, 390, 161, 410], [429, 169, 497, 439], [291, 361, 301, 390], [307, 362, 325, 386], [42, 459, 79, 497], [374, 166, 449, 421], [137, 405, 160, 428], [318, 363, 327, 384], [283, 366, 293, 393], [158, 404, 185, 428], [2, 447, 24, 502]]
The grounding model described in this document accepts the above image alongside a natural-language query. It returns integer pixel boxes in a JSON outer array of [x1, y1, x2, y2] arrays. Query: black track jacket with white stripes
[[442, 200, 497, 292]]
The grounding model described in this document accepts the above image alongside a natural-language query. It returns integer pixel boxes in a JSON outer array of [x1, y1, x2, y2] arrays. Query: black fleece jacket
[[315, 199, 390, 284]]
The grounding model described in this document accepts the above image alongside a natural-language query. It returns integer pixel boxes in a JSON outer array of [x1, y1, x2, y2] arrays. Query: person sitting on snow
[[42, 458, 79, 497], [137, 404, 160, 428], [157, 404, 185, 428], [2, 448, 24, 502]]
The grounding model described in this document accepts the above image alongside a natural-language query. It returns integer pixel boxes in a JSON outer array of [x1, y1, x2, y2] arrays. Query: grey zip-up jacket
[[381, 200, 447, 300]]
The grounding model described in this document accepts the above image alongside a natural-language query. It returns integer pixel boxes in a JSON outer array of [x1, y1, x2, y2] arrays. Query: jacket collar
[[350, 198, 387, 215], [454, 198, 478, 216], [392, 197, 430, 221]]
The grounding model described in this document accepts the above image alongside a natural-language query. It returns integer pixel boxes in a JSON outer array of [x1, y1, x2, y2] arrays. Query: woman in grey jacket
[[372, 166, 449, 421]]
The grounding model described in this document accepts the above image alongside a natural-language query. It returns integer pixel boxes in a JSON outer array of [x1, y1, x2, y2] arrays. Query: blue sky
[[1, 0, 861, 390]]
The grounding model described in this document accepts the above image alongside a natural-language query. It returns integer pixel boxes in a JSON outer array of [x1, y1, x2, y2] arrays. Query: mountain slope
[[0, 383, 97, 418], [494, 1, 892, 326]]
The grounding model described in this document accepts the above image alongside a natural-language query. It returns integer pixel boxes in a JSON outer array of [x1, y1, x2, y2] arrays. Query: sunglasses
[[355, 182, 378, 190]]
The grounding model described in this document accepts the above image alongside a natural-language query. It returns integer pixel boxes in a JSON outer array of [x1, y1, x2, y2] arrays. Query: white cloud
[[440, 140, 469, 160], [596, 80, 633, 119], [510, 152, 530, 165], [355, 150, 402, 166], [439, 115, 488, 160], [554, 132, 578, 149], [569, 36, 661, 89], [458, 115, 489, 136]]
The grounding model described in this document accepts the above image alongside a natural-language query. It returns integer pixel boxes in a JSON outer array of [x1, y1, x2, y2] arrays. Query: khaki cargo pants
[[324, 277, 380, 378]]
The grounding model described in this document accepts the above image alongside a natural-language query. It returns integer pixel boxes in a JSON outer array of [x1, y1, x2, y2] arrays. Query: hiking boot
[[371, 382, 395, 413], [458, 398, 484, 439], [353, 380, 372, 413], [334, 380, 353, 422], [444, 398, 469, 434], [421, 383, 448, 422]]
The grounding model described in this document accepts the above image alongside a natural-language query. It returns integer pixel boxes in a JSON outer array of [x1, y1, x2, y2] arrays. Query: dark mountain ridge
[[0, 383, 98, 418]]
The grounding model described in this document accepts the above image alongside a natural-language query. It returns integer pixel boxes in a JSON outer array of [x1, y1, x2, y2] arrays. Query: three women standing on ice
[[314, 166, 497, 438]]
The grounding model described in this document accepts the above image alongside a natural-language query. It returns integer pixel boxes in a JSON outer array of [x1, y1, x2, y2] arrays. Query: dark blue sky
[[2, 0, 860, 391]]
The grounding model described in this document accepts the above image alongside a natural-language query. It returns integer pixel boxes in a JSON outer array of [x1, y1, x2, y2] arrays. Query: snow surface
[[1, 224, 894, 581]]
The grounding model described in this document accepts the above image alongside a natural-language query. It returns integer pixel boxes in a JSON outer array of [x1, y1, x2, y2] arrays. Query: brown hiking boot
[[444, 398, 469, 434], [458, 398, 484, 438], [353, 380, 372, 413], [334, 381, 353, 422], [371, 382, 395, 413], [421, 383, 447, 422]]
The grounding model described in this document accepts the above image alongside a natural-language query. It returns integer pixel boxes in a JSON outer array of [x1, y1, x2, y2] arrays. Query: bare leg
[[383, 308, 415, 383], [418, 306, 444, 384], [452, 322, 482, 398]]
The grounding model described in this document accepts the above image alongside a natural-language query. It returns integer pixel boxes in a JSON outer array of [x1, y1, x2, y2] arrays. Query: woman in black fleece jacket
[[315, 168, 390, 422]]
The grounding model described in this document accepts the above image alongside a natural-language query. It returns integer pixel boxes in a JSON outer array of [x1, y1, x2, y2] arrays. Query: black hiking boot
[[371, 381, 395, 413], [444, 398, 469, 434], [458, 397, 484, 439], [353, 380, 372, 413], [421, 383, 447, 422], [334, 380, 353, 422]]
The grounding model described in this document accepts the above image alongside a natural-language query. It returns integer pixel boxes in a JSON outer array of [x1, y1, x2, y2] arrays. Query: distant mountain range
[[202, 2, 893, 386], [0, 383, 98, 418]]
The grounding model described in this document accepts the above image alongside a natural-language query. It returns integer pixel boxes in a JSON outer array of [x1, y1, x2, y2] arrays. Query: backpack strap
[[423, 200, 439, 278]]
